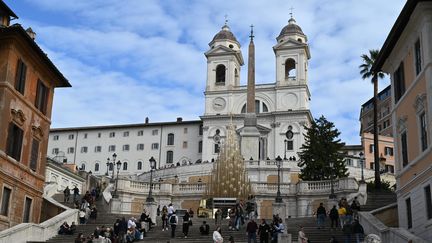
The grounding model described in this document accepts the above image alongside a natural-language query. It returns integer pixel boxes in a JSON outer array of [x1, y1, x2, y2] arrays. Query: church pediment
[[273, 38, 306, 50], [205, 46, 244, 65], [236, 124, 272, 134]]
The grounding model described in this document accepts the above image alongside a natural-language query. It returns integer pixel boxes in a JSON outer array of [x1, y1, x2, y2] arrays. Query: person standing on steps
[[258, 219, 270, 243], [200, 221, 210, 235], [215, 208, 222, 226], [338, 205, 347, 229], [316, 202, 327, 229], [63, 186, 70, 202], [182, 210, 190, 238], [213, 226, 223, 243], [73, 186, 80, 202], [169, 211, 178, 238], [246, 218, 258, 243], [161, 205, 168, 231], [298, 226, 308, 243], [329, 205, 339, 230], [352, 219, 364, 243]]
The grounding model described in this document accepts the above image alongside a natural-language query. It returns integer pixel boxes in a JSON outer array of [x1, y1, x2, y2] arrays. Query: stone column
[[144, 201, 158, 227]]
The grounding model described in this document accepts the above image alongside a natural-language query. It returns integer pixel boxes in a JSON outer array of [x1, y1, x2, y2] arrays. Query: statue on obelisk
[[240, 25, 260, 161]]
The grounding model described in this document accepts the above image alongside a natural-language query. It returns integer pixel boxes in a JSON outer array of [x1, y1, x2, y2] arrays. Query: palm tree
[[359, 49, 385, 190]]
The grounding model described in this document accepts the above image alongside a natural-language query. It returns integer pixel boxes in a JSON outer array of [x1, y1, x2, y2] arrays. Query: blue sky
[[6, 0, 405, 145]]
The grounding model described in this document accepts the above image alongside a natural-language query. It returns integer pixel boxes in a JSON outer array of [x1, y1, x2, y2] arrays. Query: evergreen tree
[[298, 115, 348, 181]]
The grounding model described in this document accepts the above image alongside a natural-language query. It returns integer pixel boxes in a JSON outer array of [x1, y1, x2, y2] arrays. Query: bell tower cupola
[[205, 22, 244, 92], [273, 16, 311, 86]]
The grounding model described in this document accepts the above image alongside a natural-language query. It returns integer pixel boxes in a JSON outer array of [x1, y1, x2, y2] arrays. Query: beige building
[[372, 0, 432, 241], [361, 132, 395, 174], [360, 85, 393, 137]]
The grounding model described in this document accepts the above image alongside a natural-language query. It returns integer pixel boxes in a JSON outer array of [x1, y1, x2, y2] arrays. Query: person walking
[[246, 218, 258, 243], [298, 226, 308, 243], [63, 186, 70, 202], [182, 211, 190, 238], [342, 222, 353, 243], [338, 205, 347, 229], [169, 211, 178, 238], [352, 219, 364, 243], [73, 186, 80, 202], [329, 205, 339, 230], [215, 208, 222, 226], [257, 219, 270, 243], [161, 205, 168, 231], [316, 202, 326, 229], [200, 221, 210, 235]]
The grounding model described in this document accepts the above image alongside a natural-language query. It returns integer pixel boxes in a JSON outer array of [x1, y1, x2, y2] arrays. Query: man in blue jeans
[[246, 218, 258, 243], [316, 202, 327, 229]]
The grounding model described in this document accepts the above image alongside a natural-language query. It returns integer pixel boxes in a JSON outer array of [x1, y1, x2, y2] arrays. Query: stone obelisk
[[240, 25, 260, 161]]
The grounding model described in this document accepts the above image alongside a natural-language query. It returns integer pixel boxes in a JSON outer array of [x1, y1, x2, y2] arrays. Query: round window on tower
[[229, 44, 234, 49]]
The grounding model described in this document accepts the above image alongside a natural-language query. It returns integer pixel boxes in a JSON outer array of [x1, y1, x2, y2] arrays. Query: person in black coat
[[182, 211, 191, 238], [258, 219, 270, 243], [329, 205, 339, 230]]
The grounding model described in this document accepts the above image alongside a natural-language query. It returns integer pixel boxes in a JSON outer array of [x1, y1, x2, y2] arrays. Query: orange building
[[0, 1, 70, 230], [372, 0, 432, 241], [361, 132, 395, 174]]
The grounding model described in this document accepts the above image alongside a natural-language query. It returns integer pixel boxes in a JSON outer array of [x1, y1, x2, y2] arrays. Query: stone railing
[[296, 177, 358, 195], [359, 204, 428, 243], [0, 196, 78, 243], [252, 183, 295, 195]]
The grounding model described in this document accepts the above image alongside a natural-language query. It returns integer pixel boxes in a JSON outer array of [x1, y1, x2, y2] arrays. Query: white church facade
[[48, 18, 313, 176]]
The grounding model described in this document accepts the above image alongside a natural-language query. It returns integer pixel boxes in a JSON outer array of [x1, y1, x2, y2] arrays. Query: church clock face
[[212, 97, 226, 111]]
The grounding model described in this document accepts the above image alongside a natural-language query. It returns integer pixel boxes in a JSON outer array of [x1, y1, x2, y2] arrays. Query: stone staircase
[[360, 192, 397, 212]]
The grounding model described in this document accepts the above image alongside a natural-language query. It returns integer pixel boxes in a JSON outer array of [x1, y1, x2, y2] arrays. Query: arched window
[[167, 133, 174, 145], [95, 163, 99, 172], [137, 161, 142, 170], [216, 65, 226, 84], [285, 59, 296, 79], [234, 68, 239, 84], [123, 162, 128, 171], [263, 103, 268, 112], [166, 151, 174, 163], [80, 163, 86, 171], [241, 100, 269, 114]]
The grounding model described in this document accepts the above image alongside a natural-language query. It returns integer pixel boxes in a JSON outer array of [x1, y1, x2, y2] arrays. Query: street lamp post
[[105, 158, 110, 176], [359, 152, 365, 182], [111, 153, 117, 178], [329, 161, 336, 199], [146, 157, 156, 202], [284, 140, 288, 160], [114, 160, 122, 197], [275, 156, 283, 203]]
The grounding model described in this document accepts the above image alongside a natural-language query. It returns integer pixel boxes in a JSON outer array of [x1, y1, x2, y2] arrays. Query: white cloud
[[8, 0, 406, 145]]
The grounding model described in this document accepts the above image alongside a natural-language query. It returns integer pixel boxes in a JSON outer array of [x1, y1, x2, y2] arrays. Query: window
[[98, 133, 101, 138], [80, 163, 86, 171], [123, 162, 128, 171], [370, 163, 374, 170], [109, 163, 113, 171], [0, 187, 12, 216], [123, 131, 129, 137], [138, 130, 144, 136], [137, 144, 144, 151], [401, 132, 408, 167], [215, 64, 226, 84], [123, 144, 130, 151], [198, 141, 203, 153], [81, 146, 88, 153], [346, 158, 353, 166], [67, 147, 74, 154], [6, 123, 24, 161], [109, 145, 116, 152], [137, 161, 142, 170], [15, 59, 27, 95], [167, 133, 174, 145], [29, 139, 39, 171], [184, 128, 188, 134], [214, 143, 220, 154], [152, 129, 158, 136], [287, 140, 293, 151], [53, 135, 59, 141], [23, 197, 32, 223], [95, 163, 100, 172], [109, 132, 115, 138], [52, 148, 59, 155], [420, 112, 428, 151], [241, 100, 269, 113], [415, 39, 422, 75], [68, 134, 74, 140], [35, 80, 49, 114], [425, 185, 432, 220], [151, 143, 159, 150], [183, 141, 188, 149], [94, 146, 102, 153], [166, 151, 174, 163], [384, 147, 393, 156], [394, 62, 406, 103], [83, 133, 87, 139], [406, 198, 412, 229], [285, 58, 296, 79], [369, 144, 374, 153], [199, 125, 203, 136]]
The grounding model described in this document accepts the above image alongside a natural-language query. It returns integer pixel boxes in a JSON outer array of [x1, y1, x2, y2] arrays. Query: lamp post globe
[[275, 156, 283, 203], [146, 156, 156, 202]]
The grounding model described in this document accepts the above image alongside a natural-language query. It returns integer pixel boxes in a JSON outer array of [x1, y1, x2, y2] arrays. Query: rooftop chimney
[[176, 117, 183, 122], [26, 27, 36, 40], [145, 117, 149, 124]]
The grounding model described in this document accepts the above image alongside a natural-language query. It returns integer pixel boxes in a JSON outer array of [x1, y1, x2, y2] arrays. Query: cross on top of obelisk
[[224, 14, 228, 25], [249, 24, 254, 41]]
